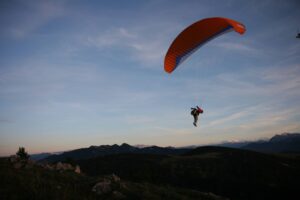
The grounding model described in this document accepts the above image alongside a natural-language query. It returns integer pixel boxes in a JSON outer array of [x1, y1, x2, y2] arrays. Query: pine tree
[[16, 147, 29, 161]]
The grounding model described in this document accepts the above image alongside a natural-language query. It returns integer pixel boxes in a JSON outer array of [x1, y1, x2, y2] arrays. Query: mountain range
[[40, 143, 191, 163], [241, 133, 300, 153], [37, 133, 300, 163]]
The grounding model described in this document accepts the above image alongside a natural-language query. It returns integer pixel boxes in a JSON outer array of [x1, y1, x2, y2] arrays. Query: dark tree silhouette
[[16, 147, 29, 161]]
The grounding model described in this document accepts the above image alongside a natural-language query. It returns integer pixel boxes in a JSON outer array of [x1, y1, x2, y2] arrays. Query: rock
[[62, 163, 74, 170], [111, 174, 120, 182], [92, 179, 112, 195], [92, 174, 122, 196], [44, 164, 54, 170], [74, 165, 81, 174], [10, 155, 36, 169], [56, 162, 64, 170], [55, 162, 74, 171]]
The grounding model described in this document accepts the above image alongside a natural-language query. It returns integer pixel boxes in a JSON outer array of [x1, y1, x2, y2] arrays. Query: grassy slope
[[0, 157, 226, 200], [0, 158, 96, 200], [77, 146, 300, 200]]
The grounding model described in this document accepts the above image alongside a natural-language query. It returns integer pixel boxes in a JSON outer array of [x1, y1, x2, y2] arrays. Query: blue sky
[[1, 0, 300, 156]]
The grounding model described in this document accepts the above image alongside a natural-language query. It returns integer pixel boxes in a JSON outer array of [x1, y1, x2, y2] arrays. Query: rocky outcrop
[[9, 155, 35, 169], [55, 162, 74, 171], [92, 179, 112, 194], [74, 165, 81, 174], [92, 174, 125, 198], [9, 155, 81, 174]]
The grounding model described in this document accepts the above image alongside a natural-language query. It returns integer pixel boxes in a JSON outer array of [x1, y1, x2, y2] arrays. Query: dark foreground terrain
[[1, 146, 300, 200], [0, 157, 226, 200]]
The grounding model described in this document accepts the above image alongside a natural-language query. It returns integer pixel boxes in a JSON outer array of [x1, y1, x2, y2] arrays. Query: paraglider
[[164, 17, 246, 73], [191, 106, 203, 127], [164, 17, 246, 126]]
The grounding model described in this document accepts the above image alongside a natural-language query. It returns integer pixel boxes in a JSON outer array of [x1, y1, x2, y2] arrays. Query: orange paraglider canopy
[[164, 17, 246, 73]]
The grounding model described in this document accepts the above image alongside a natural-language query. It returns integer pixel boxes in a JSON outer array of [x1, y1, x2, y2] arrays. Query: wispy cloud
[[86, 27, 137, 48], [85, 25, 172, 66], [206, 108, 254, 127], [214, 42, 257, 53], [212, 63, 300, 98], [3, 0, 66, 39], [238, 107, 300, 137]]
